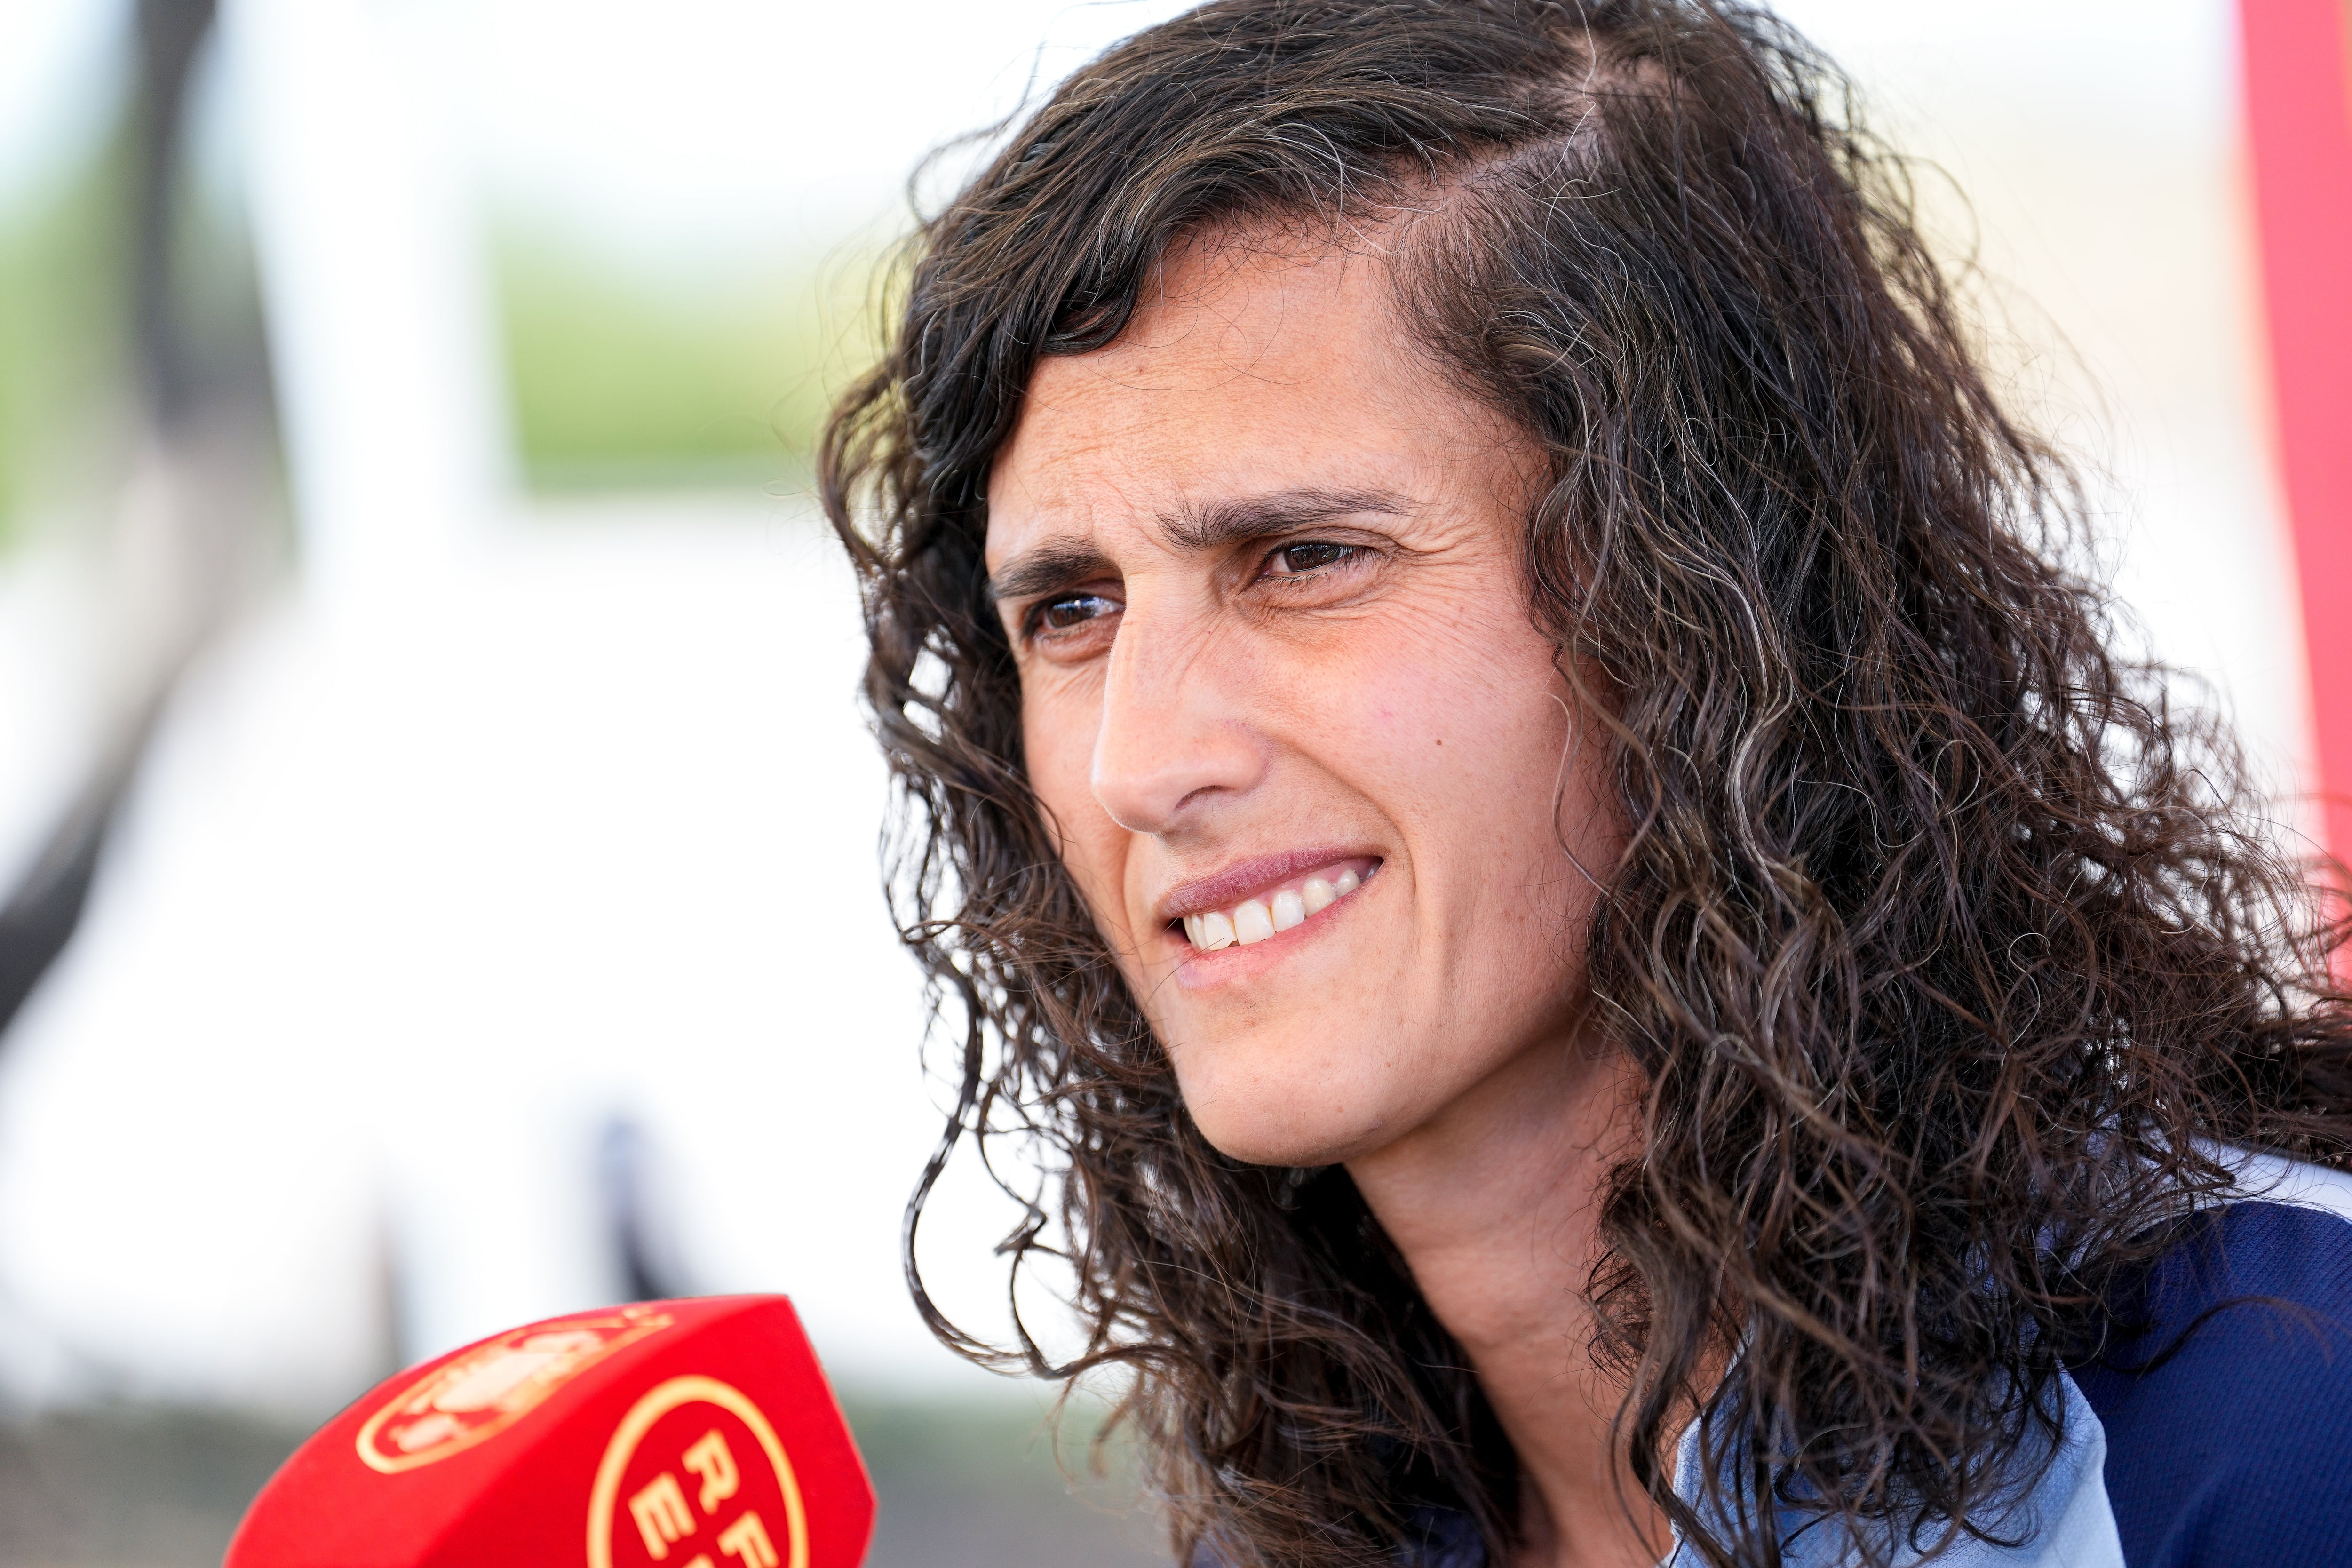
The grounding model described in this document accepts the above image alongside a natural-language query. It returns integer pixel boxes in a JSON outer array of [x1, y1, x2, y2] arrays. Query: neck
[[1346, 1035, 1669, 1568]]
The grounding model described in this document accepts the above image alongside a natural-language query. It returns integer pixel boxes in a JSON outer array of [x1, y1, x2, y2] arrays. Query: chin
[[1172, 1051, 1397, 1169], [1191, 1116, 1365, 1170]]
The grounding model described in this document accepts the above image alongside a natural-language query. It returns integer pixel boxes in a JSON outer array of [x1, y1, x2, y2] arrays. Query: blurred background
[[0, 0, 2313, 1561]]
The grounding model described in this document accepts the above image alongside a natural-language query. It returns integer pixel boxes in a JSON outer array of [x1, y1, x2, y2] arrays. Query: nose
[[1089, 594, 1264, 835]]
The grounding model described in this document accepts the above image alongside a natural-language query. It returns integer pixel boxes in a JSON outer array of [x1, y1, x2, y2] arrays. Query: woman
[[821, 3, 2352, 1565]]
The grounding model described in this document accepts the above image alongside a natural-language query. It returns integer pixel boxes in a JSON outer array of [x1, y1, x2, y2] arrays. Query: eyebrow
[[986, 486, 1410, 606], [985, 538, 1117, 606], [1164, 485, 1409, 552]]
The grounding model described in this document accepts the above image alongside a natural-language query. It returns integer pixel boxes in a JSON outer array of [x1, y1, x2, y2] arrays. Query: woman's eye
[[1034, 592, 1120, 633], [1266, 541, 1361, 576]]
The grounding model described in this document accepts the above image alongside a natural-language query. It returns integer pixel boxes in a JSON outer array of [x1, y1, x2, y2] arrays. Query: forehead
[[984, 234, 1510, 566]]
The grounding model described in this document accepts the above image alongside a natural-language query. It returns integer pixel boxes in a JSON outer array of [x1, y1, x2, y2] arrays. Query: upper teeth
[[1183, 868, 1362, 951]]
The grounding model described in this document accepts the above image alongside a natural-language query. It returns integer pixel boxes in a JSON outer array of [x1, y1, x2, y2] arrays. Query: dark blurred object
[[599, 1117, 696, 1305], [133, 0, 220, 426], [0, 1393, 1161, 1568], [0, 714, 151, 1038], [0, 0, 276, 1048]]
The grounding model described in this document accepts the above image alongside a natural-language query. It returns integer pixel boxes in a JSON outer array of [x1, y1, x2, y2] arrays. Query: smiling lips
[[1179, 861, 1373, 952]]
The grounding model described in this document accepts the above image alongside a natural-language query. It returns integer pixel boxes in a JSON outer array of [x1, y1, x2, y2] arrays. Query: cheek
[[1331, 617, 1605, 999], [1325, 614, 1573, 837], [1020, 691, 1086, 827], [1021, 679, 1133, 938]]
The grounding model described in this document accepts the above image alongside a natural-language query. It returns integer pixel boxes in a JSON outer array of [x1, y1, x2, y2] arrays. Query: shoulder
[[2071, 1164, 2352, 1568]]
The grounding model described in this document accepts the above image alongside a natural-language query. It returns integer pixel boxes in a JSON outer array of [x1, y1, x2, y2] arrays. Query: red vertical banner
[[2242, 0, 2352, 861]]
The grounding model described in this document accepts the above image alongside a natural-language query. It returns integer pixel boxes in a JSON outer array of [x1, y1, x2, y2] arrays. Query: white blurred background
[[0, 0, 2311, 1559]]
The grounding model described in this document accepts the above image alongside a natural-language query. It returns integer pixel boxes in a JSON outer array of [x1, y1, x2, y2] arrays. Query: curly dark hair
[[818, 2, 2352, 1564]]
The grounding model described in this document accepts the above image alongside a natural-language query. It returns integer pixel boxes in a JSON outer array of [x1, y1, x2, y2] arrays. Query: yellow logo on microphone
[[588, 1376, 808, 1568], [355, 1305, 675, 1474]]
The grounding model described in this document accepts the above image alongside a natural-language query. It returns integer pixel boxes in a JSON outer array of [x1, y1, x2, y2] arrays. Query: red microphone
[[226, 1296, 875, 1567]]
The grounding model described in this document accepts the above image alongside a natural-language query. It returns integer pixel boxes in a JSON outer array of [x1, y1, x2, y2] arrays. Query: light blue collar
[[1663, 1371, 2123, 1568]]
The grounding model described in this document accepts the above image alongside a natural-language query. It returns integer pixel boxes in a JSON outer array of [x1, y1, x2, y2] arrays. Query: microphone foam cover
[[227, 1296, 875, 1568]]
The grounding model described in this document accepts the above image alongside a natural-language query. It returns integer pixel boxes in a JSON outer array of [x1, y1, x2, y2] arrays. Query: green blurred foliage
[[0, 135, 890, 524], [496, 232, 884, 492], [0, 136, 134, 550]]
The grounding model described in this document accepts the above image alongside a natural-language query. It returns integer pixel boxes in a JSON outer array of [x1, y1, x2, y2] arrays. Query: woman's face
[[985, 236, 1618, 1168]]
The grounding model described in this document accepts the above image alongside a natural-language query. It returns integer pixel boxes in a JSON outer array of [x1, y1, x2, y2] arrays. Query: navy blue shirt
[[2072, 1200, 2352, 1567], [1389, 1192, 2352, 1566]]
